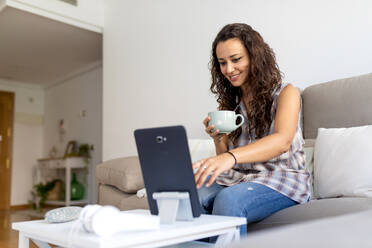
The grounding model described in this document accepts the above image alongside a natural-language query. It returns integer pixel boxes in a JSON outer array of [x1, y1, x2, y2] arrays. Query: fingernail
[[206, 184, 210, 187]]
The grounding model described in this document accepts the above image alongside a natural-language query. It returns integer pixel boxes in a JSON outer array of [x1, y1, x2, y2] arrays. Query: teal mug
[[208, 111, 244, 134]]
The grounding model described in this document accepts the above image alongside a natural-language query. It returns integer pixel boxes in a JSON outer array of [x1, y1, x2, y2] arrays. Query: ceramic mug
[[208, 111, 244, 134]]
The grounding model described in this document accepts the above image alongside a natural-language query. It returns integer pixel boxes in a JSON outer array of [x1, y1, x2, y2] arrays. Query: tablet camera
[[156, 136, 167, 143]]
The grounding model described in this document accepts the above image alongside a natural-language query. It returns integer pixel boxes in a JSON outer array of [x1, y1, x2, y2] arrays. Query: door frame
[[0, 91, 15, 210]]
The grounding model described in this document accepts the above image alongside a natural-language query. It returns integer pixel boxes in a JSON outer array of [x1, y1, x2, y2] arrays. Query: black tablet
[[134, 125, 201, 218]]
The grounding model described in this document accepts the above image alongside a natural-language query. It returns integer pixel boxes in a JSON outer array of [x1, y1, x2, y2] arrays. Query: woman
[[193, 23, 311, 235]]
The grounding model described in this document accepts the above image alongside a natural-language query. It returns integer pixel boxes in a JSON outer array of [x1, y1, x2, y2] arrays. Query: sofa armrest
[[95, 156, 144, 193]]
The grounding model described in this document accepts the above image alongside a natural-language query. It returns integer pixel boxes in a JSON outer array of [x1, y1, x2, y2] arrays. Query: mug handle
[[235, 114, 244, 128]]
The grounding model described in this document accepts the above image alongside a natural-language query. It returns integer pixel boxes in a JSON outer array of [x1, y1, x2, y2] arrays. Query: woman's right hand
[[204, 116, 226, 141]]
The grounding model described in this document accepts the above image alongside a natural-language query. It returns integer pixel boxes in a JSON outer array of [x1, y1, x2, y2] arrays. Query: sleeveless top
[[216, 84, 311, 203]]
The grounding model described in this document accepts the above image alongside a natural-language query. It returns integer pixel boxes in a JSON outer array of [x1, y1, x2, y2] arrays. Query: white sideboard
[[36, 157, 89, 206]]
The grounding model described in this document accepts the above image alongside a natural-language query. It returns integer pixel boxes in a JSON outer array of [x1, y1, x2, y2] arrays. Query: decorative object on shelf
[[64, 140, 78, 158], [45, 206, 82, 223], [60, 183, 66, 201], [59, 119, 66, 143], [49, 146, 58, 158], [29, 179, 60, 212], [47, 180, 62, 201], [71, 173, 85, 200], [78, 143, 94, 165]]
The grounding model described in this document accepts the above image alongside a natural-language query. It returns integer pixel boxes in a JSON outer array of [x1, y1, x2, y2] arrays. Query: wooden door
[[0, 91, 14, 210]]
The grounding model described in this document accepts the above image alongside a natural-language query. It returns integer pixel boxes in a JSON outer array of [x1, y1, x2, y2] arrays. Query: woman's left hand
[[192, 153, 236, 189]]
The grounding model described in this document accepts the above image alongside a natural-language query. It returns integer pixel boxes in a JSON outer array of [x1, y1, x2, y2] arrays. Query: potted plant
[[29, 179, 60, 212]]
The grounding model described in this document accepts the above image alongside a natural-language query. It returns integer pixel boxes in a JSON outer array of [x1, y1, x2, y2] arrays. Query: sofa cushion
[[314, 125, 372, 198], [302, 72, 372, 139], [98, 184, 149, 211], [188, 139, 216, 163], [237, 209, 372, 248], [246, 197, 372, 232], [120, 195, 149, 211], [304, 138, 315, 148], [96, 156, 144, 193], [304, 139, 316, 199], [98, 184, 133, 209]]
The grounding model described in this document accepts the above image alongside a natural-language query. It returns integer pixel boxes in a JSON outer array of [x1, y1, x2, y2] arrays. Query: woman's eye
[[219, 61, 226, 66], [232, 57, 241, 63]]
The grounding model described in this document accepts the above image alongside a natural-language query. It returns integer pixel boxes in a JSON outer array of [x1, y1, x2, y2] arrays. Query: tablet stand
[[153, 192, 194, 224]]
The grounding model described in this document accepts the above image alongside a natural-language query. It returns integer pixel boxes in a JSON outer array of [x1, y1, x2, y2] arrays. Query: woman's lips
[[229, 74, 240, 82]]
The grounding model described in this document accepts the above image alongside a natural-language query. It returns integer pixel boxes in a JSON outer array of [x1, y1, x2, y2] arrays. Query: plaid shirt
[[216, 84, 311, 203]]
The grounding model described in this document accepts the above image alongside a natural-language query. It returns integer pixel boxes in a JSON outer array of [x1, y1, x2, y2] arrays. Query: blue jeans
[[198, 181, 298, 236]]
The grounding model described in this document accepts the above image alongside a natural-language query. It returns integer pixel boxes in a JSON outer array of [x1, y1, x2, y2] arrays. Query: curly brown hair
[[210, 23, 282, 144]]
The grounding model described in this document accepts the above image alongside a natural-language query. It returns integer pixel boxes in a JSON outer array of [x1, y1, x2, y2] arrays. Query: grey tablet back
[[134, 125, 201, 217]]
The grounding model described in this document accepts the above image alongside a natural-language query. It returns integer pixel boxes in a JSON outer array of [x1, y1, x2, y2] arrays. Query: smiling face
[[216, 38, 250, 88]]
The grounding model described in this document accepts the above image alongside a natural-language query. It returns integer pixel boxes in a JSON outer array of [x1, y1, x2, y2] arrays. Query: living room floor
[[0, 209, 57, 248]]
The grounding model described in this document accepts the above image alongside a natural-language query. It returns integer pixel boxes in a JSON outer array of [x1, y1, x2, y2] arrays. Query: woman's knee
[[212, 187, 245, 216], [197, 182, 224, 214]]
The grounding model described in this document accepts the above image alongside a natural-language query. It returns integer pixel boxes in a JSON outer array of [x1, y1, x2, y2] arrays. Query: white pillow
[[314, 125, 372, 198], [188, 139, 216, 163]]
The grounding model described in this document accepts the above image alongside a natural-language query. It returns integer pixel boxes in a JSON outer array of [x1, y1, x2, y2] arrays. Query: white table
[[12, 210, 246, 248]]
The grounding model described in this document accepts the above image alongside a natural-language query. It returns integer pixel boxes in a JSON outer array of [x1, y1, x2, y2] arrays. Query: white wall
[[0, 79, 44, 206], [44, 66, 102, 204], [103, 0, 372, 160]]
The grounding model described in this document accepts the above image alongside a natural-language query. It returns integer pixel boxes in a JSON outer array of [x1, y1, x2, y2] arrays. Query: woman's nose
[[226, 62, 234, 73]]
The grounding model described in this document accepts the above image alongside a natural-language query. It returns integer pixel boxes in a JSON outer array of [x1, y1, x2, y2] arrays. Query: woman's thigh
[[212, 182, 298, 223]]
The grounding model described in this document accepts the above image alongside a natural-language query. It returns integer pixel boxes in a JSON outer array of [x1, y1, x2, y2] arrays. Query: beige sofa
[[96, 72, 372, 232]]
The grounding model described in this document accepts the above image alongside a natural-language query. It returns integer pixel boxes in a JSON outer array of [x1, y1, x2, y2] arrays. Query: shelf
[[37, 157, 87, 169], [36, 157, 89, 206], [45, 200, 88, 206]]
